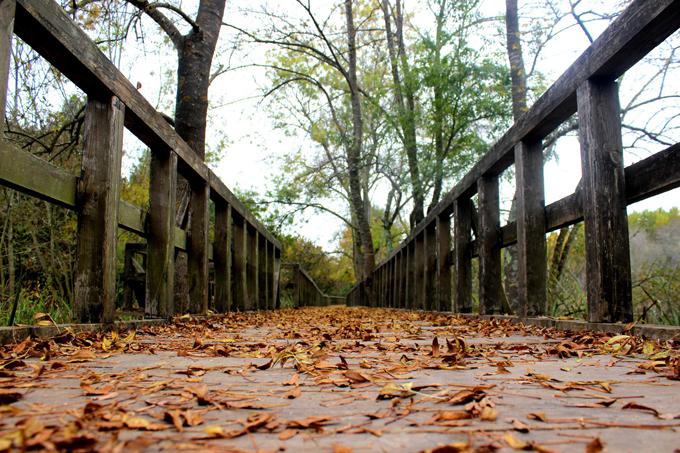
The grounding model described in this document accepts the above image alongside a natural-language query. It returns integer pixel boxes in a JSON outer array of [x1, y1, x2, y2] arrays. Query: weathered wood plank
[[515, 140, 547, 317], [437, 212, 452, 312], [0, 140, 77, 208], [232, 216, 247, 311], [577, 79, 632, 323], [625, 142, 680, 203], [405, 243, 412, 309], [74, 96, 124, 323], [273, 247, 281, 309], [188, 182, 209, 314], [246, 226, 259, 310], [414, 233, 424, 310], [209, 173, 281, 249], [478, 175, 502, 315], [424, 223, 437, 311], [146, 149, 177, 319], [0, 0, 15, 126], [258, 235, 267, 309], [454, 198, 473, 313], [213, 202, 232, 313]]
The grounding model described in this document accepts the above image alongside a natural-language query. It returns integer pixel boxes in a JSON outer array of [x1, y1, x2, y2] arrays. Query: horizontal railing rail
[[0, 0, 282, 323], [348, 0, 680, 325], [282, 263, 343, 307]]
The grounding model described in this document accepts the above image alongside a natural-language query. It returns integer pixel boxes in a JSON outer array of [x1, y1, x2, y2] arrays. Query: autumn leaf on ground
[[377, 382, 415, 400]]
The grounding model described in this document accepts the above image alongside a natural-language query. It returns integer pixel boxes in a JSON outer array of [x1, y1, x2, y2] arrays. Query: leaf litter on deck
[[0, 306, 679, 452]]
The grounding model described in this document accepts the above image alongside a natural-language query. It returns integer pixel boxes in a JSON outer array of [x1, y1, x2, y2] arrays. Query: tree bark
[[503, 0, 527, 313], [382, 0, 424, 229], [345, 0, 375, 290], [505, 0, 527, 120]]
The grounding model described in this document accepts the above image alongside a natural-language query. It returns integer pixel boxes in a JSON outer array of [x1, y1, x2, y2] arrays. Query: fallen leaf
[[585, 438, 604, 453]]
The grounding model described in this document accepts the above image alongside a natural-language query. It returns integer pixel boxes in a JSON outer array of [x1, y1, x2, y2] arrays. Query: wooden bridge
[[0, 0, 679, 452]]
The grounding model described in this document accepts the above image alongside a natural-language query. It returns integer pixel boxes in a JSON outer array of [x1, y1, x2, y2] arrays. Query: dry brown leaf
[[585, 438, 604, 453], [278, 428, 298, 440]]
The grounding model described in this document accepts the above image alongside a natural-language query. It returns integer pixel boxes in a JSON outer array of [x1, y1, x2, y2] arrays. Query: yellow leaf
[[203, 425, 225, 437], [503, 433, 529, 450]]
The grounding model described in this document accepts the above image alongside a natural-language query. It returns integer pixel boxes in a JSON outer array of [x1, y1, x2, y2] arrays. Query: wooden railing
[[348, 0, 680, 324], [282, 263, 342, 307], [0, 0, 282, 323]]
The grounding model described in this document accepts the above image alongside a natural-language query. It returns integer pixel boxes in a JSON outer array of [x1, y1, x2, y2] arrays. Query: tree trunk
[[168, 0, 226, 311], [382, 0, 424, 229], [345, 0, 375, 292], [503, 0, 528, 312], [505, 0, 527, 120]]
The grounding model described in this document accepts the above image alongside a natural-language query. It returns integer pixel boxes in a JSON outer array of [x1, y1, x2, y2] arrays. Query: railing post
[[577, 79, 632, 323], [390, 258, 396, 308], [437, 211, 452, 312], [188, 182, 209, 314], [258, 235, 267, 309], [425, 223, 437, 311], [214, 202, 232, 312], [415, 233, 424, 310], [273, 247, 281, 308], [515, 140, 547, 317], [400, 250, 407, 308], [247, 228, 259, 309], [74, 96, 124, 323], [0, 0, 15, 127], [454, 198, 472, 313], [478, 175, 502, 315], [406, 242, 413, 309], [264, 241, 271, 309], [146, 149, 177, 318], [232, 216, 247, 311]]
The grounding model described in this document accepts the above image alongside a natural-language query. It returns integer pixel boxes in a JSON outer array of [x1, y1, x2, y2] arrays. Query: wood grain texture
[[246, 226, 259, 310], [454, 198, 473, 313], [74, 96, 124, 323], [146, 149, 177, 319], [515, 140, 547, 317], [437, 213, 452, 312], [188, 181, 209, 314], [0, 0, 14, 128], [213, 202, 232, 313], [478, 175, 502, 315], [424, 223, 437, 311], [577, 79, 632, 323], [232, 216, 247, 311]]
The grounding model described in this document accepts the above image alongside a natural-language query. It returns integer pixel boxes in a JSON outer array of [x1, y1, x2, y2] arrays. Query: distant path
[[1, 307, 679, 452]]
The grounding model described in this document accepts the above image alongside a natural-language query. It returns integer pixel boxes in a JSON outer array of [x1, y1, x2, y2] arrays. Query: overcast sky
[[116, 0, 680, 251]]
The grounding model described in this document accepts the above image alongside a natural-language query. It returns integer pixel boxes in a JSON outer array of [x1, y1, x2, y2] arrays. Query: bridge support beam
[[74, 96, 124, 323], [577, 79, 632, 323], [232, 216, 247, 311], [515, 140, 547, 317], [213, 202, 232, 313], [454, 197, 473, 313], [478, 175, 503, 315], [437, 211, 452, 312], [146, 149, 177, 319], [188, 181, 209, 314]]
